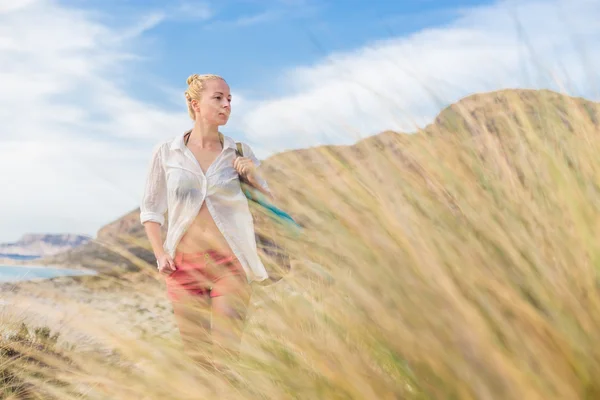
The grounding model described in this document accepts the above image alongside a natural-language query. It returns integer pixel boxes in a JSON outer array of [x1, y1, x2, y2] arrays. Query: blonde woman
[[140, 74, 271, 370]]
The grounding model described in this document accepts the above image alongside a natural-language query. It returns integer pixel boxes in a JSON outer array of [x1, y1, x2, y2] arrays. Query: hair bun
[[186, 74, 199, 85]]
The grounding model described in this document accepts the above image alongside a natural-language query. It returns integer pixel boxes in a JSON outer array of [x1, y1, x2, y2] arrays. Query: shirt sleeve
[[140, 143, 168, 226], [242, 142, 270, 193]]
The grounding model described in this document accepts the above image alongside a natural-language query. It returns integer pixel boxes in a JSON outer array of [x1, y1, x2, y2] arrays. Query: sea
[[0, 254, 96, 283]]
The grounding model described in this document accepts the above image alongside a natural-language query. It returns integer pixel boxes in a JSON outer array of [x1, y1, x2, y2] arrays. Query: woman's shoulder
[[236, 140, 263, 166], [223, 135, 254, 153], [220, 134, 253, 155], [150, 135, 179, 154]]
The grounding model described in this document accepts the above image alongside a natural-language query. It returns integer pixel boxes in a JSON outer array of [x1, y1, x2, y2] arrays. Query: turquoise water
[[0, 265, 96, 282], [0, 254, 41, 261]]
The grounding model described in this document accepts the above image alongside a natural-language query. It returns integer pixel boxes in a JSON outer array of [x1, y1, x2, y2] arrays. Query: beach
[[0, 271, 179, 347], [0, 264, 300, 351]]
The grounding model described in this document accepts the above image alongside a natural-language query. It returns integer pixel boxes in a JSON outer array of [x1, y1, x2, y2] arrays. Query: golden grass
[[2, 88, 600, 399]]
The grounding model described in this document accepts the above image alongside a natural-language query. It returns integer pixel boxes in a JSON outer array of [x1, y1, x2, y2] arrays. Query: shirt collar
[[169, 130, 236, 152]]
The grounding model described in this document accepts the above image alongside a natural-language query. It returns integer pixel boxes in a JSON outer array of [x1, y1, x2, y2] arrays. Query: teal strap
[[234, 138, 302, 231], [243, 186, 302, 229]]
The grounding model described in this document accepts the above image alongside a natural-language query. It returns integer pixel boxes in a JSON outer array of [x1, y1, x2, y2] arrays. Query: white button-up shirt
[[139, 132, 270, 283]]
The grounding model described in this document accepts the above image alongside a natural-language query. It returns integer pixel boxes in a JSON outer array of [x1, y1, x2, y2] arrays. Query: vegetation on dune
[[1, 323, 70, 399], [3, 88, 600, 399]]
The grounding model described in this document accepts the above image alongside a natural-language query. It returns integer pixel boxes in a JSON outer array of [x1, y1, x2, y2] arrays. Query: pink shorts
[[165, 250, 247, 301]]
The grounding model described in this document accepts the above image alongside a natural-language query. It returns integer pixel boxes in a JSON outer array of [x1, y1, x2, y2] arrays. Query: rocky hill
[[0, 234, 90, 258], [33, 210, 167, 274], [35, 88, 600, 274]]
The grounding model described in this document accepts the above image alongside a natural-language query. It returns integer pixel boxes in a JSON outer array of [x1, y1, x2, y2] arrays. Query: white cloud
[[0, 0, 37, 14], [0, 0, 189, 242], [174, 1, 213, 20], [0, 139, 148, 239], [218, 10, 280, 27], [2, 0, 599, 243], [118, 12, 166, 40], [236, 0, 600, 156], [203, 0, 319, 30]]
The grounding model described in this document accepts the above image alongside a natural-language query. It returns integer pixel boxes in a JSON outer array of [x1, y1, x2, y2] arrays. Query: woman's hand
[[233, 156, 258, 183], [157, 253, 177, 275], [233, 155, 274, 200]]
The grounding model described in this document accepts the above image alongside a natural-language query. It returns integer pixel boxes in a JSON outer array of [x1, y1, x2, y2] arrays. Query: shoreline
[[0, 257, 32, 266], [0, 257, 92, 270], [0, 263, 94, 271], [0, 271, 178, 343]]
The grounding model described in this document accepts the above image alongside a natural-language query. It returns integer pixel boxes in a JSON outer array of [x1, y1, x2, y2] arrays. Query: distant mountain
[[0, 234, 91, 259], [35, 210, 166, 274], [35, 88, 600, 274]]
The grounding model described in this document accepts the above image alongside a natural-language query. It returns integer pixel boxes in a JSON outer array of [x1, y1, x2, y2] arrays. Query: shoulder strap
[[218, 131, 244, 157]]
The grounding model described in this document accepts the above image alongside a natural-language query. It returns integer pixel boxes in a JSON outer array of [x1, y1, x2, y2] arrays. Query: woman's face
[[193, 78, 232, 126]]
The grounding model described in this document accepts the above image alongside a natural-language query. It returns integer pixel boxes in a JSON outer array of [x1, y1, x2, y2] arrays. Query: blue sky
[[1, 0, 599, 243], [71, 0, 497, 111]]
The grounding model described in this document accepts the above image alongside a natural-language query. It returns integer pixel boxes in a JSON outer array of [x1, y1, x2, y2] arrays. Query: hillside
[[0, 234, 90, 259], [35, 209, 167, 273], [426, 88, 599, 136], [8, 87, 600, 398], [36, 88, 600, 274]]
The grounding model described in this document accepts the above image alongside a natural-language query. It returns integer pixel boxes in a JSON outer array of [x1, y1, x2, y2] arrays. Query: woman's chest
[[163, 151, 240, 199], [188, 147, 221, 174]]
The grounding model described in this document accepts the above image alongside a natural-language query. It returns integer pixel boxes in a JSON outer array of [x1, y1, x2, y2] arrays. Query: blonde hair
[[184, 73, 225, 120]]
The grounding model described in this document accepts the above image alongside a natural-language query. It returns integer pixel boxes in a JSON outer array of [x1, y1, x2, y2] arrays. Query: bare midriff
[[176, 202, 234, 256], [175, 138, 235, 257]]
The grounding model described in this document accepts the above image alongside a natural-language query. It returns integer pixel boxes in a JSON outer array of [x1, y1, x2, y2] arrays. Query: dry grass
[[2, 88, 600, 399]]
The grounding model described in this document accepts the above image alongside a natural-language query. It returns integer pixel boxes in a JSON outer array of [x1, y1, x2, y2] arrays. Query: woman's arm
[[140, 143, 168, 259], [143, 222, 165, 259]]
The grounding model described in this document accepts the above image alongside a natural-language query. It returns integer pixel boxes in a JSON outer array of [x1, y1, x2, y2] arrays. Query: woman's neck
[[186, 121, 220, 148]]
